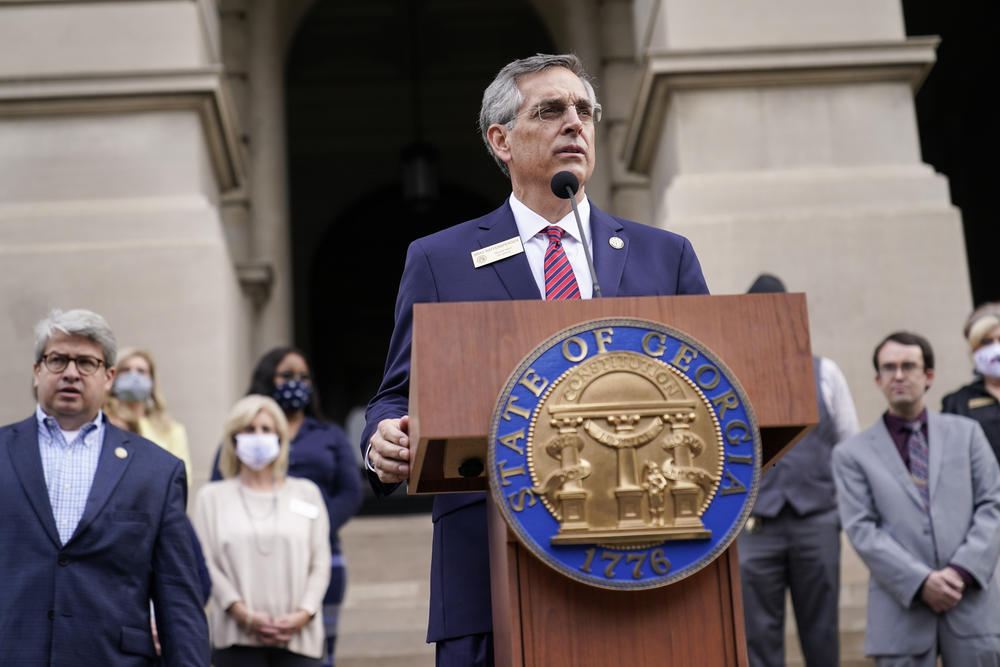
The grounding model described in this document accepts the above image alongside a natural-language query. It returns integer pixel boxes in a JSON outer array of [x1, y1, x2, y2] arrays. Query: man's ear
[[487, 124, 512, 164]]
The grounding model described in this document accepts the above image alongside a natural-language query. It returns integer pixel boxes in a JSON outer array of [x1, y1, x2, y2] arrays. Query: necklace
[[238, 482, 278, 556]]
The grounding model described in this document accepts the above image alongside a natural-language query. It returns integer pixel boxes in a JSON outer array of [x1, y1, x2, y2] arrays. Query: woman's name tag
[[289, 498, 320, 519]]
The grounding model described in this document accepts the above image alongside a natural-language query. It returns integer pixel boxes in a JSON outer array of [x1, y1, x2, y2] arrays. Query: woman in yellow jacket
[[105, 348, 192, 486]]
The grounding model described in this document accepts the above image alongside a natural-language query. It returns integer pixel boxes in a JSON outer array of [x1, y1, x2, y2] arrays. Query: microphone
[[550, 171, 579, 200], [550, 171, 602, 297]]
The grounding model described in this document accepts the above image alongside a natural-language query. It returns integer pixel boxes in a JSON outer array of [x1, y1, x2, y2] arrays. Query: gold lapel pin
[[115, 447, 128, 459], [609, 237, 624, 249]]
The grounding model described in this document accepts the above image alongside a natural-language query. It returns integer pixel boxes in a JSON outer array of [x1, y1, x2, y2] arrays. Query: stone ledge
[[0, 67, 244, 192], [625, 37, 939, 173]]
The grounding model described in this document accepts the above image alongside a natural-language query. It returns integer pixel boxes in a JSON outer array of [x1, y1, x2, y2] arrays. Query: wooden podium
[[407, 294, 817, 666]]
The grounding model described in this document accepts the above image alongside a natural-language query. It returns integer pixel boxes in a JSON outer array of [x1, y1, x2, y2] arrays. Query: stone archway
[[284, 0, 557, 427]]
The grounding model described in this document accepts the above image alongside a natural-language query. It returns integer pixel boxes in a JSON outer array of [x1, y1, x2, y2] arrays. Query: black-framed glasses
[[878, 362, 923, 378], [515, 100, 602, 125], [40, 353, 106, 375]]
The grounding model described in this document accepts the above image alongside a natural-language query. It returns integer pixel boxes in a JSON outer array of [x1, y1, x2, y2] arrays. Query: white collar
[[35, 404, 103, 443], [509, 193, 592, 245]]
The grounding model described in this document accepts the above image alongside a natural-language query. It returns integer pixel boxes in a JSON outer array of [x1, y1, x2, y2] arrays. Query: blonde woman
[[193, 395, 330, 667], [105, 348, 192, 485], [943, 302, 1000, 462]]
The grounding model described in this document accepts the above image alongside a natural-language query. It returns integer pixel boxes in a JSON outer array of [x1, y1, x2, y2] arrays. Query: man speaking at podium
[[361, 53, 708, 666]]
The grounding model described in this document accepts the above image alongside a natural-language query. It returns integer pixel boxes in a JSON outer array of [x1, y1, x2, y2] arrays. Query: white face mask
[[974, 342, 1000, 379], [235, 432, 281, 471]]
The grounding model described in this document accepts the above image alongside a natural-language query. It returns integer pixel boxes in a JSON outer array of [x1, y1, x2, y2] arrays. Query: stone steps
[[337, 515, 878, 666], [337, 514, 435, 666]]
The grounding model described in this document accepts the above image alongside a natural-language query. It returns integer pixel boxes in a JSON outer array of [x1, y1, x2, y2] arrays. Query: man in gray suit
[[833, 331, 1000, 666]]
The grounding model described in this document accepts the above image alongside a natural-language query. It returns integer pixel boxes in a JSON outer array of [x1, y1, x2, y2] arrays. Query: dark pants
[[436, 632, 494, 667], [213, 646, 323, 667], [738, 506, 841, 667]]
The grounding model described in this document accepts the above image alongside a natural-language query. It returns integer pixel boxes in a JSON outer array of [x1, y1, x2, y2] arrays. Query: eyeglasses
[[515, 100, 602, 125], [878, 362, 924, 377], [39, 353, 106, 375]]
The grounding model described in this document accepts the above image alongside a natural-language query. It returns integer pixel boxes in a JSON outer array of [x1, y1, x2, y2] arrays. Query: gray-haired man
[[0, 308, 209, 666], [361, 54, 709, 666]]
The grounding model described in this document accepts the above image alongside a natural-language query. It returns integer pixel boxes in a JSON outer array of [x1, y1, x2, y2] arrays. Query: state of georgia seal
[[488, 318, 761, 590]]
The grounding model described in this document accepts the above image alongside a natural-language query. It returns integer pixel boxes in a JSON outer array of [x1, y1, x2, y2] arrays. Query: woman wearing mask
[[213, 348, 362, 667], [942, 302, 1000, 462], [105, 348, 192, 487], [194, 395, 330, 667]]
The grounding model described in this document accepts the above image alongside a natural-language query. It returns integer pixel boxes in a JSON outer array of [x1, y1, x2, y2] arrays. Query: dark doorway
[[903, 2, 1000, 306], [285, 0, 556, 511]]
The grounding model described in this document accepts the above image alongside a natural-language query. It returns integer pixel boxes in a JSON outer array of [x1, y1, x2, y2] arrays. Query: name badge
[[471, 237, 524, 268], [289, 498, 320, 520]]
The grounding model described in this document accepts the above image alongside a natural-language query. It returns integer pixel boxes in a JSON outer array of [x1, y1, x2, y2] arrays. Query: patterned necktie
[[543, 226, 581, 300], [905, 420, 930, 509]]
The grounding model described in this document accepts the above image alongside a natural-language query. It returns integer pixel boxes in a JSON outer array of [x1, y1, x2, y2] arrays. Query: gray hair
[[33, 308, 117, 366], [479, 53, 599, 177]]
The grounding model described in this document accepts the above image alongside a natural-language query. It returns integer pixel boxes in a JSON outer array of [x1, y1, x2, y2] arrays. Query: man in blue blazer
[[361, 54, 709, 666], [833, 332, 1000, 665], [0, 308, 209, 666]]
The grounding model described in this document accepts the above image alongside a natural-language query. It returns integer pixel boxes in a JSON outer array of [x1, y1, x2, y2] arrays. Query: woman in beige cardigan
[[193, 395, 331, 667]]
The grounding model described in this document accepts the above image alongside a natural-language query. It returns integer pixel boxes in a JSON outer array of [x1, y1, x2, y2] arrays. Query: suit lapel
[[7, 416, 62, 547], [590, 204, 626, 297], [870, 420, 926, 509], [926, 412, 944, 503], [476, 202, 542, 300], [69, 424, 133, 545]]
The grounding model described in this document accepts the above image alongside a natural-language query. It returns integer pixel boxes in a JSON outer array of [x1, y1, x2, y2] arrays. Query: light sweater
[[192, 477, 331, 658]]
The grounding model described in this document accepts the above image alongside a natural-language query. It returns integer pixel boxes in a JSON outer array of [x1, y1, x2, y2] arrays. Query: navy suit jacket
[[361, 200, 709, 642], [0, 415, 210, 666]]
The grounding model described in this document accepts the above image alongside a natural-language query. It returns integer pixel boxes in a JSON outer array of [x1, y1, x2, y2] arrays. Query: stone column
[[0, 0, 247, 486], [533, 0, 650, 221], [625, 0, 971, 423]]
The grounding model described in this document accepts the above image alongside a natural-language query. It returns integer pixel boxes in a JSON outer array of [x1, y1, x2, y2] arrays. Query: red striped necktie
[[544, 225, 581, 300]]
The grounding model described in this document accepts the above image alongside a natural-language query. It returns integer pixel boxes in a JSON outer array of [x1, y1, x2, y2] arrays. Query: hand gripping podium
[[407, 294, 816, 666]]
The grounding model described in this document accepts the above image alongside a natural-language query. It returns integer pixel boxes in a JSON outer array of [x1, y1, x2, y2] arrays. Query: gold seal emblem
[[114, 446, 128, 459], [489, 319, 759, 589], [528, 350, 722, 547]]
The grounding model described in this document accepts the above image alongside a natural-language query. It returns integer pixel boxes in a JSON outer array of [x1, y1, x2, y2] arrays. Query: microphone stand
[[563, 185, 602, 298]]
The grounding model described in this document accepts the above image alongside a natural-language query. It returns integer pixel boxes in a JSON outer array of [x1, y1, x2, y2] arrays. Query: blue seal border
[[487, 317, 762, 591]]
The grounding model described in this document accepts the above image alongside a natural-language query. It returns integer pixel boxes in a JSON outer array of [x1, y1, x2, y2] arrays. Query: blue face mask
[[273, 379, 312, 412], [114, 372, 154, 402]]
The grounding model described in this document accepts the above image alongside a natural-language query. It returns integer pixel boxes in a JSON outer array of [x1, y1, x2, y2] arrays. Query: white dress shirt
[[509, 193, 594, 300], [817, 357, 860, 442]]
